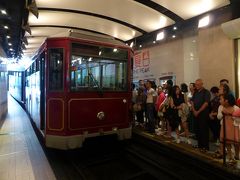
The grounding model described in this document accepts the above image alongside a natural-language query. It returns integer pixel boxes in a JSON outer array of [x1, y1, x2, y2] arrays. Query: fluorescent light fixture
[[198, 15, 210, 28], [113, 48, 118, 52], [1, 10, 7, 15], [156, 31, 164, 41], [130, 42, 134, 48], [4, 25, 8, 29], [158, 16, 167, 28]]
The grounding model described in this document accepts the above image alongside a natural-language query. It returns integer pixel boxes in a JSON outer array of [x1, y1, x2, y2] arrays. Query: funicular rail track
[[44, 136, 173, 180], [43, 133, 240, 180]]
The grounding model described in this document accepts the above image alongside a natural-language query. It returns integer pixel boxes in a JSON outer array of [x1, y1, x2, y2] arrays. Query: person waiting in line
[[131, 83, 138, 125], [135, 87, 146, 127], [191, 79, 211, 151], [187, 83, 196, 100], [217, 93, 239, 165], [163, 79, 174, 138], [178, 83, 191, 144], [151, 81, 158, 123], [214, 84, 231, 159], [232, 109, 240, 161], [170, 85, 186, 143], [179, 83, 191, 138], [139, 79, 147, 95], [219, 79, 235, 97], [145, 80, 157, 133], [155, 86, 166, 134], [219, 83, 230, 96], [219, 79, 229, 86], [187, 83, 196, 135], [180, 83, 188, 103], [209, 86, 221, 145]]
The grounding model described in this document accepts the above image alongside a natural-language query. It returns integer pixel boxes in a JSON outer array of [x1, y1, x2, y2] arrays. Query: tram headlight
[[97, 111, 105, 120], [112, 127, 118, 131]]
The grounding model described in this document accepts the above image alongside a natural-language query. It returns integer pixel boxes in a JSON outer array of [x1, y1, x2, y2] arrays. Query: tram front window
[[70, 42, 128, 91], [71, 56, 127, 91]]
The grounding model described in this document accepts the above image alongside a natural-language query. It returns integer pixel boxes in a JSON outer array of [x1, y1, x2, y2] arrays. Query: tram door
[[40, 52, 45, 130]]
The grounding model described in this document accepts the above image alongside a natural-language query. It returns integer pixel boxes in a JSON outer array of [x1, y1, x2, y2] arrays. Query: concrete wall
[[133, 24, 235, 91], [198, 25, 234, 90]]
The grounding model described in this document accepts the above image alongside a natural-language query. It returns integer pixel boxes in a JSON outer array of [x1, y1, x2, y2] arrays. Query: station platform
[[133, 125, 240, 176], [0, 95, 55, 180]]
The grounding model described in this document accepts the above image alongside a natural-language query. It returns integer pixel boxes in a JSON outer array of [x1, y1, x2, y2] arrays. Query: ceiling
[[1, 0, 240, 60]]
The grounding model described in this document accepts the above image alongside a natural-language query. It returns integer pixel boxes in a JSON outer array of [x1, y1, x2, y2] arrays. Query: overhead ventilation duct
[[221, 18, 240, 39]]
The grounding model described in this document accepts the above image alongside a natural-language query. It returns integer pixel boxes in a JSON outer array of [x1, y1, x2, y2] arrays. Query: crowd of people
[[132, 78, 240, 165]]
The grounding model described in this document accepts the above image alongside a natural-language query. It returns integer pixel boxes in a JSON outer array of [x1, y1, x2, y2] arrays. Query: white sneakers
[[176, 138, 181, 144], [175, 138, 191, 144], [186, 139, 192, 145]]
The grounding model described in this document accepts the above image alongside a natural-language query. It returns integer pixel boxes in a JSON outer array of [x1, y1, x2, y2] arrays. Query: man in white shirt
[[145, 80, 157, 133]]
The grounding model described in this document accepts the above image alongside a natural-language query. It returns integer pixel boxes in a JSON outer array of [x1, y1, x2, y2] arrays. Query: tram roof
[[48, 29, 129, 48], [0, 0, 240, 60]]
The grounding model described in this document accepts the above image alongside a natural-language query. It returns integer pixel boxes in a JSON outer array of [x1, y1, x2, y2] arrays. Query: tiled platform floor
[[0, 95, 56, 180]]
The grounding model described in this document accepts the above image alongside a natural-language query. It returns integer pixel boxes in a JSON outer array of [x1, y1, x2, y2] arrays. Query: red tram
[[10, 31, 133, 149]]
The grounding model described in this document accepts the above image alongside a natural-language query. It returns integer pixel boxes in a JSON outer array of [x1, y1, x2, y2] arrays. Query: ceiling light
[[6, 35, 10, 39], [113, 48, 118, 52], [198, 15, 210, 28], [1, 10, 7, 15], [8, 43, 12, 46], [139, 45, 142, 48], [172, 35, 176, 38], [158, 16, 167, 28], [9, 48, 13, 51], [153, 41, 156, 44], [173, 26, 177, 30], [130, 42, 134, 48], [88, 57, 92, 61], [156, 32, 164, 41], [4, 26, 9, 29], [99, 51, 102, 56]]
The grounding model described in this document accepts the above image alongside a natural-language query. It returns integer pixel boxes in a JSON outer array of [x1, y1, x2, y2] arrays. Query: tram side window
[[48, 48, 64, 91]]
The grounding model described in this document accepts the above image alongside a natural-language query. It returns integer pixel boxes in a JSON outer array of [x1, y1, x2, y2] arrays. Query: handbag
[[133, 103, 142, 112]]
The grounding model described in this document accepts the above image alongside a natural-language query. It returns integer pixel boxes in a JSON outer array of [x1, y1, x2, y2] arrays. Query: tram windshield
[[70, 43, 128, 91]]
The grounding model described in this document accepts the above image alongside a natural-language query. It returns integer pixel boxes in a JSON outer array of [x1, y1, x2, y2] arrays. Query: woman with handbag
[[135, 87, 146, 127]]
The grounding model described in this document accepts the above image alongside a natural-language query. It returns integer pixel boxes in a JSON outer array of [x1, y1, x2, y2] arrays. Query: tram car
[[9, 30, 133, 149], [0, 64, 8, 120]]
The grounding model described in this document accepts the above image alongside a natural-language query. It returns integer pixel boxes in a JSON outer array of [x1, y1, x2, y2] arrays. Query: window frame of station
[[47, 47, 65, 92], [69, 41, 129, 92]]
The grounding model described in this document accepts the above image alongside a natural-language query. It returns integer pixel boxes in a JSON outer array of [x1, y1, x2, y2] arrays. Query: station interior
[[1, 0, 240, 179]]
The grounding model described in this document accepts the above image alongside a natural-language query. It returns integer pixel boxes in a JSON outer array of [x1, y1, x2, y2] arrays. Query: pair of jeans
[[146, 103, 155, 133]]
